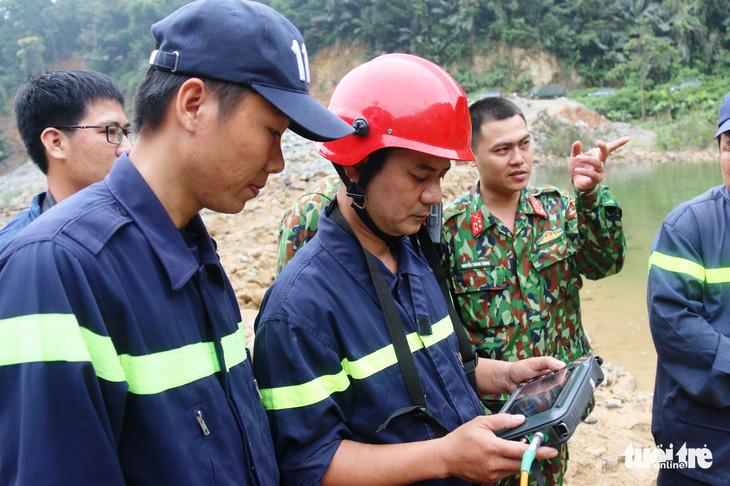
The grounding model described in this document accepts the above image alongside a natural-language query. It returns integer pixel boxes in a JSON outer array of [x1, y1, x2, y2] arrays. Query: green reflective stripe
[[0, 313, 248, 396], [0, 314, 91, 367], [79, 327, 125, 382], [421, 315, 454, 347], [344, 345, 396, 380], [120, 341, 217, 395], [260, 368, 350, 411], [649, 251, 730, 283], [121, 323, 248, 395], [261, 316, 455, 411], [649, 251, 705, 280], [346, 316, 453, 380], [706, 267, 730, 284], [221, 321, 248, 371]]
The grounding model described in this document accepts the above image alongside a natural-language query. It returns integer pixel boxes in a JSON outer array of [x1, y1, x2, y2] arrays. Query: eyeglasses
[[54, 124, 135, 145]]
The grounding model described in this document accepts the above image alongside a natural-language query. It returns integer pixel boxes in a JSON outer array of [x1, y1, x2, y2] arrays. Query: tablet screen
[[506, 367, 572, 416]]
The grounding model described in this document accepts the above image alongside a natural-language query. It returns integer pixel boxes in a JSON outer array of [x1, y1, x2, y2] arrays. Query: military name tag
[[456, 260, 493, 271]]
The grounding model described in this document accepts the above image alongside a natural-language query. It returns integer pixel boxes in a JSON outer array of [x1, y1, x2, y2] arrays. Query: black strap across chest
[[327, 202, 479, 438]]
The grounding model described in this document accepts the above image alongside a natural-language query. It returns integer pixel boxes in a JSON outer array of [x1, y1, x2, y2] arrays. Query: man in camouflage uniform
[[441, 97, 628, 485], [276, 173, 340, 275]]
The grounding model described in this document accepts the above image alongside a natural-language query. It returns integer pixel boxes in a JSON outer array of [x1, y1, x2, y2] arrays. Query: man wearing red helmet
[[253, 54, 565, 485]]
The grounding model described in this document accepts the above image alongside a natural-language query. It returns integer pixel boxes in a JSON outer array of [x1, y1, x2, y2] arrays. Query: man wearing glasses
[[0, 1, 351, 484], [0, 69, 132, 250]]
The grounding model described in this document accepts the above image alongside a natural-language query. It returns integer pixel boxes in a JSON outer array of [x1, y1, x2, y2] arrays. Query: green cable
[[521, 431, 547, 473]]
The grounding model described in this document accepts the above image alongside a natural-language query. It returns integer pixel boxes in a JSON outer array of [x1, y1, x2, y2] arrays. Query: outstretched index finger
[[605, 136, 631, 155]]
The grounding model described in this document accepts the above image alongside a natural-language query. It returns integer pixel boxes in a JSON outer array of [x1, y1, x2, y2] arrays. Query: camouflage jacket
[[276, 174, 340, 275], [441, 181, 625, 369]]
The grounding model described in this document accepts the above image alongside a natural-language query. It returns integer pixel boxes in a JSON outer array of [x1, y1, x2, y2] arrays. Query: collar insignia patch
[[529, 197, 547, 217], [471, 211, 484, 237]]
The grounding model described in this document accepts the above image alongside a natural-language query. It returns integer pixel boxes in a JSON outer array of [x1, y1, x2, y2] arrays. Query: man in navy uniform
[[0, 1, 351, 484], [648, 90, 730, 485]]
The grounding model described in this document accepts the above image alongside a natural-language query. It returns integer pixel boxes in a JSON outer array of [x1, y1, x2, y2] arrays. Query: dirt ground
[[201, 161, 660, 486]]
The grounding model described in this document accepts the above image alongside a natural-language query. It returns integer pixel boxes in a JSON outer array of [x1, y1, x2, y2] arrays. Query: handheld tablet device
[[496, 355, 604, 447]]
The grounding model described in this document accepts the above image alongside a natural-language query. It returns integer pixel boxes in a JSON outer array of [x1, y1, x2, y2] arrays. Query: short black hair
[[469, 97, 527, 151], [133, 68, 253, 134], [13, 70, 126, 174]]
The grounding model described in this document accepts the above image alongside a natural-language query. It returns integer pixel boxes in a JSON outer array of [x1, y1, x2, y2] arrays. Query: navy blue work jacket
[[0, 191, 44, 251], [648, 184, 730, 484], [254, 209, 484, 485], [0, 155, 278, 485]]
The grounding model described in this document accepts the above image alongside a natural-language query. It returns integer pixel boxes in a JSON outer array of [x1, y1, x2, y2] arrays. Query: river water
[[531, 158, 721, 391]]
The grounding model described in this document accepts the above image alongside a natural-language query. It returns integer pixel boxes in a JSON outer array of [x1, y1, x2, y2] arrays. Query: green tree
[[0, 0, 54, 87], [16, 36, 45, 75], [664, 0, 707, 64], [76, 0, 131, 73], [115, 0, 191, 99], [310, 0, 364, 54], [608, 0, 679, 120], [696, 1, 730, 74], [442, 0, 479, 59], [40, 2, 81, 64], [358, 0, 416, 53]]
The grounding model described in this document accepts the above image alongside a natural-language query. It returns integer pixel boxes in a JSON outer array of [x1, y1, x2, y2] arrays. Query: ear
[[468, 157, 478, 168], [344, 159, 368, 183], [175, 78, 210, 133], [40, 127, 67, 161]]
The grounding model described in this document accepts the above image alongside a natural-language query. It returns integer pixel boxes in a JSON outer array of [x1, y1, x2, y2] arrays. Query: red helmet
[[315, 53, 473, 165]]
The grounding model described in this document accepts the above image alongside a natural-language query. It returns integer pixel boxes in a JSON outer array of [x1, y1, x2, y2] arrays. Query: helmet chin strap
[[333, 161, 407, 251]]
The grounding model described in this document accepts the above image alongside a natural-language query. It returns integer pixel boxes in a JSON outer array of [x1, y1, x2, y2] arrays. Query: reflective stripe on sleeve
[[260, 316, 454, 411], [706, 267, 730, 284], [0, 313, 94, 367], [648, 251, 705, 280], [80, 326, 126, 382], [0, 314, 248, 395], [649, 251, 730, 283]]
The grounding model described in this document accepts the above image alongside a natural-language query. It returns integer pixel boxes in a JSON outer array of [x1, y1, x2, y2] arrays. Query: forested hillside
[[271, 0, 729, 86], [0, 0, 728, 166]]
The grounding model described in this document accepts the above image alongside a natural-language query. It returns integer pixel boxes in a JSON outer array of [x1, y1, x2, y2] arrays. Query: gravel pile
[[0, 160, 45, 226], [513, 97, 657, 151], [279, 131, 336, 182]]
